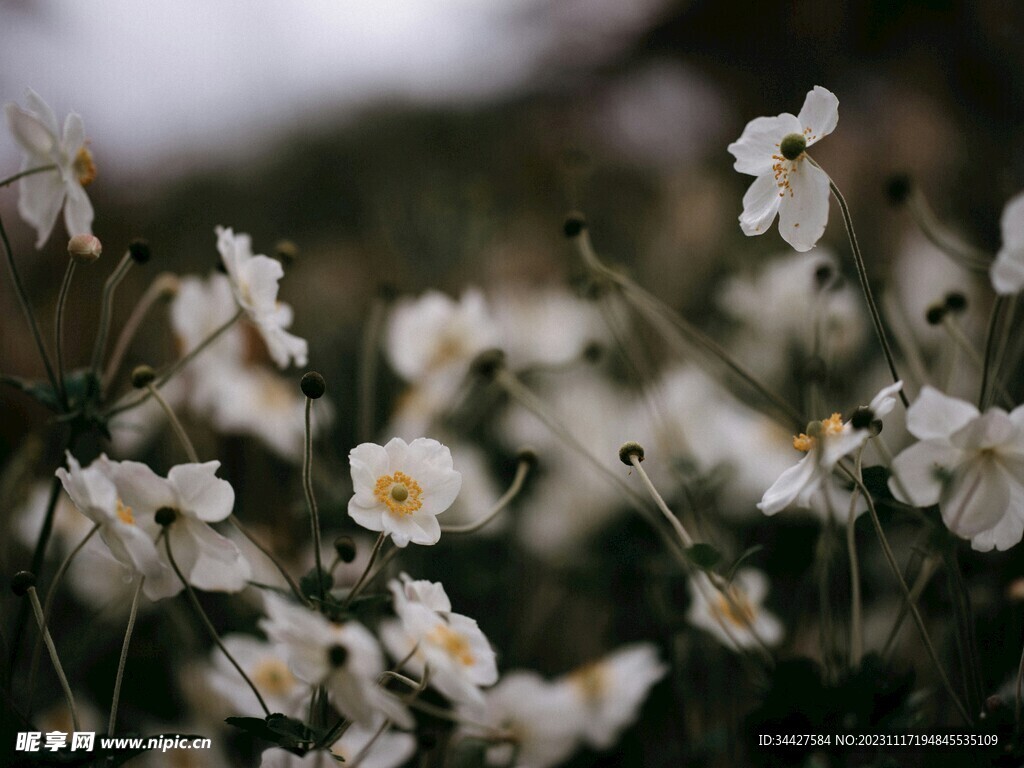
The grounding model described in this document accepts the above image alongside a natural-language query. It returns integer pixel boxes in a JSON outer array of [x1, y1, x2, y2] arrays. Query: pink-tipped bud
[[67, 234, 102, 264]]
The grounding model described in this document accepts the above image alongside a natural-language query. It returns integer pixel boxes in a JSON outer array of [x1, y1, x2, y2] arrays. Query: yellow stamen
[[252, 658, 295, 697], [428, 624, 475, 666], [792, 412, 844, 452], [569, 661, 608, 702], [714, 587, 756, 628], [73, 146, 97, 186], [374, 471, 423, 516], [116, 499, 135, 525]]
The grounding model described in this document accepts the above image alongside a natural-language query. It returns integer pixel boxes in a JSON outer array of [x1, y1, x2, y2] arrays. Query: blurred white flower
[[557, 643, 667, 750], [890, 386, 1024, 551], [55, 453, 178, 601], [728, 85, 838, 252], [990, 191, 1024, 294], [4, 88, 94, 247], [259, 593, 411, 728], [382, 575, 498, 706], [348, 437, 462, 547], [216, 226, 308, 369], [758, 382, 902, 516], [686, 569, 784, 651], [260, 720, 415, 768], [457, 671, 581, 768], [385, 289, 499, 397], [208, 635, 309, 718], [103, 458, 251, 593]]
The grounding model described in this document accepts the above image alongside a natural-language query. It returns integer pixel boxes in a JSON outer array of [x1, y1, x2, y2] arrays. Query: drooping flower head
[[990, 191, 1024, 295], [728, 86, 839, 252], [348, 437, 462, 547], [890, 387, 1024, 551], [5, 88, 95, 247]]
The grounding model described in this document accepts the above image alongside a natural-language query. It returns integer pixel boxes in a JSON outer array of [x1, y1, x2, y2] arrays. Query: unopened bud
[[333, 536, 357, 564], [300, 371, 326, 400], [885, 174, 912, 206], [67, 234, 102, 264], [850, 407, 875, 430], [944, 291, 967, 313], [11, 570, 36, 597], [515, 446, 538, 468], [779, 133, 807, 161], [274, 240, 298, 265], [128, 238, 151, 264], [618, 441, 645, 466], [131, 365, 156, 389], [470, 348, 505, 380], [563, 212, 587, 239], [925, 304, 946, 326]]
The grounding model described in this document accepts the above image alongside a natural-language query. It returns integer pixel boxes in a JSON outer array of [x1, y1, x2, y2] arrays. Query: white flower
[[55, 453, 178, 601], [456, 671, 581, 768], [4, 88, 94, 247], [889, 386, 1024, 551], [686, 569, 784, 651], [728, 86, 839, 252], [260, 720, 415, 768], [348, 437, 462, 547], [259, 594, 411, 728], [990, 191, 1024, 294], [216, 226, 308, 369], [382, 575, 497, 706], [557, 644, 667, 750], [758, 382, 903, 516], [103, 458, 251, 593], [208, 635, 309, 718]]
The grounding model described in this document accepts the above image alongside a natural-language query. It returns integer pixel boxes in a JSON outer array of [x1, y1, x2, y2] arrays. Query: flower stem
[[103, 272, 179, 392], [906, 188, 991, 273], [54, 260, 76, 408], [147, 384, 199, 463], [441, 456, 532, 534], [163, 533, 270, 716], [979, 296, 1009, 410], [27, 586, 80, 732], [0, 210, 60, 397], [628, 454, 694, 548], [343, 533, 387, 609], [881, 554, 938, 658], [847, 454, 864, 668], [820, 171, 909, 408], [108, 577, 144, 736], [89, 251, 134, 387], [0, 164, 58, 187], [304, 396, 325, 603]]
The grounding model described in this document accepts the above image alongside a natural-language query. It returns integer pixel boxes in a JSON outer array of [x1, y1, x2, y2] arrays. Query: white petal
[[796, 86, 839, 146], [738, 173, 782, 236], [906, 386, 978, 440], [1000, 191, 1024, 251], [62, 181, 94, 238], [170, 517, 251, 592], [167, 461, 235, 521], [106, 459, 176, 514], [889, 439, 960, 506], [5, 103, 55, 156], [62, 112, 85, 156], [25, 88, 60, 137], [970, 508, 1024, 552], [778, 162, 830, 252], [727, 113, 800, 175], [17, 168, 64, 248], [758, 454, 817, 515], [942, 458, 1010, 539], [991, 247, 1024, 295], [868, 381, 903, 417]]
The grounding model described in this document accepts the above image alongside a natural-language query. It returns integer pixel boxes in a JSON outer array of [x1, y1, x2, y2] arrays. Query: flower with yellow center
[[348, 437, 462, 547], [792, 413, 843, 452], [4, 88, 95, 248], [209, 635, 309, 718], [686, 570, 784, 653]]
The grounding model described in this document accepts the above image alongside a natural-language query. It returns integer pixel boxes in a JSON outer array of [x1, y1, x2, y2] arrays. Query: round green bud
[[945, 291, 967, 313], [128, 238, 151, 264], [806, 420, 824, 439], [333, 536, 357, 564], [131, 365, 156, 389], [850, 407, 875, 430], [11, 570, 36, 597], [515, 446, 538, 468], [68, 234, 102, 264], [155, 507, 178, 527], [563, 212, 587, 239], [925, 304, 946, 326], [470, 348, 505, 380], [779, 133, 807, 161], [618, 441, 645, 466], [300, 371, 326, 400]]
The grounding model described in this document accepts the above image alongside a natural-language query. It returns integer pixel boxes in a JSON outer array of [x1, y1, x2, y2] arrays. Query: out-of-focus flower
[[4, 88, 94, 247], [348, 437, 462, 547], [890, 386, 1024, 551], [216, 226, 308, 369], [67, 233, 101, 263], [457, 671, 581, 768], [991, 191, 1024, 294], [103, 458, 251, 593], [557, 644, 667, 750], [55, 453, 178, 601], [382, 575, 498, 706], [728, 86, 838, 252], [686, 569, 784, 651], [758, 382, 902, 516], [260, 720, 415, 768], [259, 594, 411, 728], [208, 635, 309, 718], [385, 289, 499, 396]]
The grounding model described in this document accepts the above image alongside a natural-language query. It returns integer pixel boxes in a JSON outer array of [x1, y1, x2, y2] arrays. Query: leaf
[[725, 545, 763, 583], [226, 714, 316, 755], [684, 543, 722, 571]]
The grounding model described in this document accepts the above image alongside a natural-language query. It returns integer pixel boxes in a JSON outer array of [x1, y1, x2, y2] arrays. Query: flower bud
[[128, 238, 151, 264], [300, 371, 326, 400], [563, 212, 587, 239], [67, 234, 102, 264], [274, 240, 298, 265], [333, 536, 357, 564], [515, 446, 539, 468], [944, 291, 967, 313], [328, 644, 349, 668], [885, 174, 912, 206], [779, 133, 807, 161], [155, 507, 178, 527], [850, 406, 875, 430], [131, 365, 156, 389], [925, 304, 946, 326], [618, 441, 645, 466], [470, 348, 505, 380], [11, 570, 36, 597]]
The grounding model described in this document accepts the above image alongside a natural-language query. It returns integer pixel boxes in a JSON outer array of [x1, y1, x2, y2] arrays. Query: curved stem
[[906, 189, 991, 273], [90, 252, 134, 387], [441, 457, 532, 534], [54, 260, 76, 407], [163, 533, 270, 716], [304, 397, 325, 603], [108, 577, 144, 736], [27, 587, 79, 732], [343, 533, 387, 609], [847, 453, 864, 668], [147, 384, 199, 463], [103, 273, 179, 391], [228, 514, 308, 606], [629, 454, 694, 548], [979, 296, 1008, 410], [0, 164, 58, 187]]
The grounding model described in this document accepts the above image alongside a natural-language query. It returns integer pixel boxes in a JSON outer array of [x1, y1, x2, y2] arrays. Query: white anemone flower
[[260, 720, 415, 768], [55, 453, 179, 601], [990, 191, 1024, 294], [348, 437, 462, 547], [889, 386, 1024, 551], [4, 88, 94, 247], [208, 635, 309, 718], [456, 671, 581, 768], [557, 643, 668, 750], [259, 594, 411, 728], [102, 458, 251, 593], [728, 86, 839, 252], [216, 226, 308, 369], [686, 569, 784, 651], [758, 382, 903, 516]]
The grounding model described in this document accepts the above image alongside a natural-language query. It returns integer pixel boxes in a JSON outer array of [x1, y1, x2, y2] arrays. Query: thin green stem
[[906, 189, 991, 273], [163, 533, 270, 716], [0, 210, 60, 396], [228, 515, 308, 605], [304, 397, 325, 603], [27, 587, 80, 732], [103, 272, 179, 391], [0, 164, 58, 187], [847, 453, 864, 668], [629, 454, 694, 548], [816, 167, 909, 408], [89, 251, 134, 385], [147, 384, 199, 463], [108, 577, 144, 736], [881, 554, 937, 659], [54, 260, 76, 407], [979, 296, 1008, 411], [441, 457, 532, 534], [343, 533, 387, 609]]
